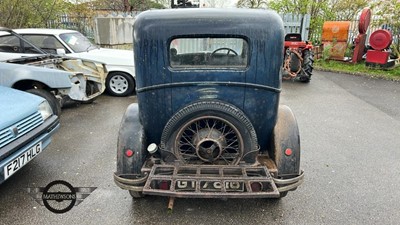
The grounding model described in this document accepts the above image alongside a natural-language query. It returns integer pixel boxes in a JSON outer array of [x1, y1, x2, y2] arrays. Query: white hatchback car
[[5, 29, 136, 96]]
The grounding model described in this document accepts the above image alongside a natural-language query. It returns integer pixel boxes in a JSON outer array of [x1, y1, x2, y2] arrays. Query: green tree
[[129, 0, 165, 11], [268, 0, 311, 14], [236, 0, 268, 8], [267, 0, 331, 42], [267, 0, 369, 43], [0, 0, 69, 28], [330, 0, 369, 21], [371, 0, 400, 56]]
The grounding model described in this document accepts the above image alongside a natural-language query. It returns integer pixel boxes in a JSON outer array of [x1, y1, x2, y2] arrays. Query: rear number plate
[[3, 142, 42, 180]]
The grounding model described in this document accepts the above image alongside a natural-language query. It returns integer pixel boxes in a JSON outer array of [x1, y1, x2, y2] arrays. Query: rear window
[[169, 37, 248, 68]]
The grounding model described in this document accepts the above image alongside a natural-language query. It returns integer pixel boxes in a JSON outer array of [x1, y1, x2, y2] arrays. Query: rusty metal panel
[[322, 21, 351, 42], [142, 165, 280, 198]]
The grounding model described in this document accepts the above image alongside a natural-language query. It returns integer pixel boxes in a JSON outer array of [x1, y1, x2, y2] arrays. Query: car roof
[[13, 28, 78, 35], [134, 8, 284, 41]]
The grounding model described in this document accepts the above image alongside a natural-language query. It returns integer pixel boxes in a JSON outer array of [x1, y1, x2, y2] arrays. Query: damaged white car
[[0, 62, 101, 116], [8, 28, 135, 96], [0, 27, 107, 111]]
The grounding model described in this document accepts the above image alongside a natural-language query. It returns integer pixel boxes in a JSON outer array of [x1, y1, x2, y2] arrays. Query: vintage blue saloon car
[[0, 86, 59, 184], [114, 9, 304, 200]]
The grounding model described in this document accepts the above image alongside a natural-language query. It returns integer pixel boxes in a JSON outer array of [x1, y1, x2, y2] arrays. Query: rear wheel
[[129, 190, 144, 198], [106, 72, 135, 97], [279, 191, 288, 198], [300, 50, 314, 83], [27, 89, 61, 116]]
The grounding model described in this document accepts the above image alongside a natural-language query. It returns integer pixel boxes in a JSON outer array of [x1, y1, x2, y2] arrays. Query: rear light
[[250, 182, 262, 192], [125, 149, 134, 157], [285, 148, 293, 156], [160, 181, 169, 190]]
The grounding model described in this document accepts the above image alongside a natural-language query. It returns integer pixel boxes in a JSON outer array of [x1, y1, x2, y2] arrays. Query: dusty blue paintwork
[[0, 86, 43, 129], [133, 9, 284, 151]]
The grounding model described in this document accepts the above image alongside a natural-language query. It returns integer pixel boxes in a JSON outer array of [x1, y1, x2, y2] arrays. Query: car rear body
[[114, 9, 304, 201]]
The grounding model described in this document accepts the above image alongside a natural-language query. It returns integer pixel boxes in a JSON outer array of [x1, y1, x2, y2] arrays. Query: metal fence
[[310, 17, 399, 47], [46, 15, 95, 40], [47, 13, 311, 46], [280, 14, 311, 41], [48, 13, 399, 50]]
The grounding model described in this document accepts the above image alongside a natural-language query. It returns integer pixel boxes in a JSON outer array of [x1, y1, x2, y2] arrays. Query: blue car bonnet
[[0, 86, 44, 129]]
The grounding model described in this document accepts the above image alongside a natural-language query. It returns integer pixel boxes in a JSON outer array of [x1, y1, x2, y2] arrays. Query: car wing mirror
[[56, 48, 66, 55]]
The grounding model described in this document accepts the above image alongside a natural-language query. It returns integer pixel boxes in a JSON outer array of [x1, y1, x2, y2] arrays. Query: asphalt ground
[[0, 71, 399, 225]]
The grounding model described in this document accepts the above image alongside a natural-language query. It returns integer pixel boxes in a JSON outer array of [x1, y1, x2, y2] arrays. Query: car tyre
[[279, 191, 288, 198], [129, 190, 144, 198], [161, 101, 259, 165], [106, 72, 135, 97], [27, 89, 61, 116]]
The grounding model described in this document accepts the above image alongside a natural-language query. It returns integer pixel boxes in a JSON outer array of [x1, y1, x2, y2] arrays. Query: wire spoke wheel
[[161, 101, 259, 165], [175, 116, 244, 165]]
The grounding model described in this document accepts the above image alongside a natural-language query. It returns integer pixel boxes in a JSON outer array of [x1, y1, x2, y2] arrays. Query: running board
[[142, 165, 280, 198]]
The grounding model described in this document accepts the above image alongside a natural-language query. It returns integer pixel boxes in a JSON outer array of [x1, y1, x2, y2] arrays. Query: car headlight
[[39, 100, 53, 120]]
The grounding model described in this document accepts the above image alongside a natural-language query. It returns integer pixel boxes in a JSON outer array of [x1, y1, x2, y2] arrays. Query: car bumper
[[114, 165, 304, 198], [0, 116, 60, 183]]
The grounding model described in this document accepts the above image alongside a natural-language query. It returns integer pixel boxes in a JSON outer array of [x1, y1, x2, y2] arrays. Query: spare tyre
[[160, 101, 259, 165]]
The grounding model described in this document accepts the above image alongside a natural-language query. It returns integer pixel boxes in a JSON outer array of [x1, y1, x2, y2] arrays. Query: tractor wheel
[[289, 52, 301, 73], [160, 101, 259, 165], [300, 50, 314, 83]]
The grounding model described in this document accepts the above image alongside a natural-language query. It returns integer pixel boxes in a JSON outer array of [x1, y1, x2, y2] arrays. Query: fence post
[[301, 14, 311, 41], [280, 13, 311, 41]]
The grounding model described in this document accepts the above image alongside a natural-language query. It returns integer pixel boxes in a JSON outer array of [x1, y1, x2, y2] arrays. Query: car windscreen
[[169, 37, 248, 68], [22, 35, 68, 54], [59, 32, 97, 53]]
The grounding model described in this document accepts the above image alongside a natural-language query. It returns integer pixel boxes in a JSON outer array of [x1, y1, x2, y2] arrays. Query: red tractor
[[282, 33, 314, 82]]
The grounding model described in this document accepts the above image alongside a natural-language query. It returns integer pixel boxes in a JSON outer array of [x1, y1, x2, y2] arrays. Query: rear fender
[[116, 103, 148, 175], [271, 105, 300, 177]]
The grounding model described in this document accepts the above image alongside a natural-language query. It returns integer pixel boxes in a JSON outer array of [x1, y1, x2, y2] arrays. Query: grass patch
[[315, 59, 400, 81]]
